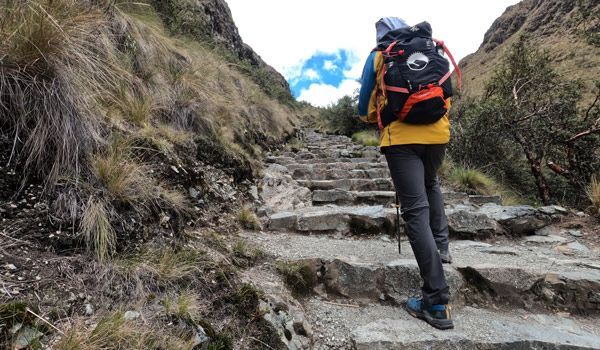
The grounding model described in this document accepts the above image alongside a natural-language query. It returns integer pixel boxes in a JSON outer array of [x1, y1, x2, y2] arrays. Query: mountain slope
[[0, 1, 299, 348], [459, 0, 599, 99], [152, 0, 292, 103]]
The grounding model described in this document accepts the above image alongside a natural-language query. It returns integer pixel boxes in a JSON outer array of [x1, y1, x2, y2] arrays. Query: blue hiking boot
[[406, 297, 454, 330]]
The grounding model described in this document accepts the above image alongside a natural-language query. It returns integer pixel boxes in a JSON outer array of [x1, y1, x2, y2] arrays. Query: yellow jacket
[[358, 51, 450, 147]]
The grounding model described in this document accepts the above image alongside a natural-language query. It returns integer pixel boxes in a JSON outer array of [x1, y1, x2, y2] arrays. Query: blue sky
[[288, 50, 358, 98], [226, 0, 521, 106], [283, 48, 362, 106]]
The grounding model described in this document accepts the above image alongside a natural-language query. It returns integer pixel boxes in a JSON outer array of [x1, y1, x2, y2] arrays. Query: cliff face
[[153, 0, 292, 101], [460, 0, 599, 99]]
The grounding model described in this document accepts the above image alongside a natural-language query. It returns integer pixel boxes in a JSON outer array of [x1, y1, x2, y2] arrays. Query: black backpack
[[375, 22, 462, 129]]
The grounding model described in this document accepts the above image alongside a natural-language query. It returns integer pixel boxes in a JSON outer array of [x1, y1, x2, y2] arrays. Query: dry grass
[[276, 261, 318, 296], [587, 175, 600, 216], [0, 0, 122, 188], [80, 197, 115, 261], [141, 248, 206, 282], [238, 207, 261, 231], [164, 290, 201, 322], [232, 240, 265, 267], [92, 149, 152, 207], [55, 312, 195, 350], [114, 91, 158, 127]]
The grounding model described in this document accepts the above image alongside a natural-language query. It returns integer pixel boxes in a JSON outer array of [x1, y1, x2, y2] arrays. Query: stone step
[[285, 162, 388, 172], [312, 190, 396, 206], [348, 305, 600, 350], [243, 232, 600, 314], [311, 189, 502, 207], [292, 149, 382, 160], [268, 205, 397, 235], [292, 168, 390, 181], [297, 178, 395, 191], [267, 203, 566, 238], [265, 155, 296, 165]]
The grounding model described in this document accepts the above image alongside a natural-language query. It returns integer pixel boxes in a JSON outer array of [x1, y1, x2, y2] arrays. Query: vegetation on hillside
[[0, 0, 297, 348], [0, 0, 295, 257], [314, 95, 374, 136], [450, 36, 600, 208]]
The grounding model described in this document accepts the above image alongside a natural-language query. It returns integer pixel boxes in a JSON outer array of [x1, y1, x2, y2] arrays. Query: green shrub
[[321, 95, 367, 136], [352, 130, 379, 146]]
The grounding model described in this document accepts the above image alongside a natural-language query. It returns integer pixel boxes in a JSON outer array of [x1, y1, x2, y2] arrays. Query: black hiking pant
[[383, 144, 450, 306]]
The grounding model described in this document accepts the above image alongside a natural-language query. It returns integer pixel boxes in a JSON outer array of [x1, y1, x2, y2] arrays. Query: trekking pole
[[395, 191, 401, 254]]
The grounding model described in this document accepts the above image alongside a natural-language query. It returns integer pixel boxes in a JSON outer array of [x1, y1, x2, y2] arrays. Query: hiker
[[357, 17, 461, 330]]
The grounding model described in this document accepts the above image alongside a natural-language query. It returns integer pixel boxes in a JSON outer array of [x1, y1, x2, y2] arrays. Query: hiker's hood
[[376, 17, 408, 46]]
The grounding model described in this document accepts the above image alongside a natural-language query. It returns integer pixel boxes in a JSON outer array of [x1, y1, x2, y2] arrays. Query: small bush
[[321, 95, 367, 136], [448, 167, 497, 195], [238, 207, 261, 231], [352, 130, 380, 146], [587, 175, 600, 216]]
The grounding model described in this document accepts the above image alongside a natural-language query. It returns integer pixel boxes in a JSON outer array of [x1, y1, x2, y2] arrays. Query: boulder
[[477, 204, 560, 235], [446, 208, 502, 238]]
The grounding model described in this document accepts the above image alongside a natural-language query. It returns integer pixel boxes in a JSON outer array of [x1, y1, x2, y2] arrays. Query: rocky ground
[[243, 129, 600, 349]]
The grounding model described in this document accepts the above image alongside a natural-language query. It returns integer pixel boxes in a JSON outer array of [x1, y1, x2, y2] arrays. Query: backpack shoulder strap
[[433, 39, 462, 90]]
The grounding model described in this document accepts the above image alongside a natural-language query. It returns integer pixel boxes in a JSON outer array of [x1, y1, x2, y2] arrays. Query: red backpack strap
[[433, 39, 462, 90]]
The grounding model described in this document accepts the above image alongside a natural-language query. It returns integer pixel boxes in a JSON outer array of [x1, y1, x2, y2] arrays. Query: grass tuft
[[238, 207, 261, 231], [232, 241, 265, 268], [228, 283, 262, 318], [92, 148, 150, 206], [352, 130, 380, 147], [448, 167, 498, 195], [587, 175, 600, 217], [276, 261, 318, 296], [164, 290, 200, 322], [81, 197, 116, 261], [147, 248, 205, 282]]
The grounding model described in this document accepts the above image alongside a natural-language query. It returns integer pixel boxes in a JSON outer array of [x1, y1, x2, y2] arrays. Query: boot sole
[[406, 306, 455, 330]]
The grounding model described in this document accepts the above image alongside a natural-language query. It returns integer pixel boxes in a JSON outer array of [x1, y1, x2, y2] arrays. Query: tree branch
[[567, 128, 600, 143]]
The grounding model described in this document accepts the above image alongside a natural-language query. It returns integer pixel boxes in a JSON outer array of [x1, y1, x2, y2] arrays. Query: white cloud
[[297, 79, 361, 107], [303, 68, 320, 80], [323, 60, 336, 71]]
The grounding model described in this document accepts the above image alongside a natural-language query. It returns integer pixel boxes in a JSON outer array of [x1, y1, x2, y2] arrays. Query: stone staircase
[[244, 130, 600, 350]]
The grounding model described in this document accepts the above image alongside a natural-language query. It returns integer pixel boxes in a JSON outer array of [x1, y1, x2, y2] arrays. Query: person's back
[[358, 17, 458, 330]]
